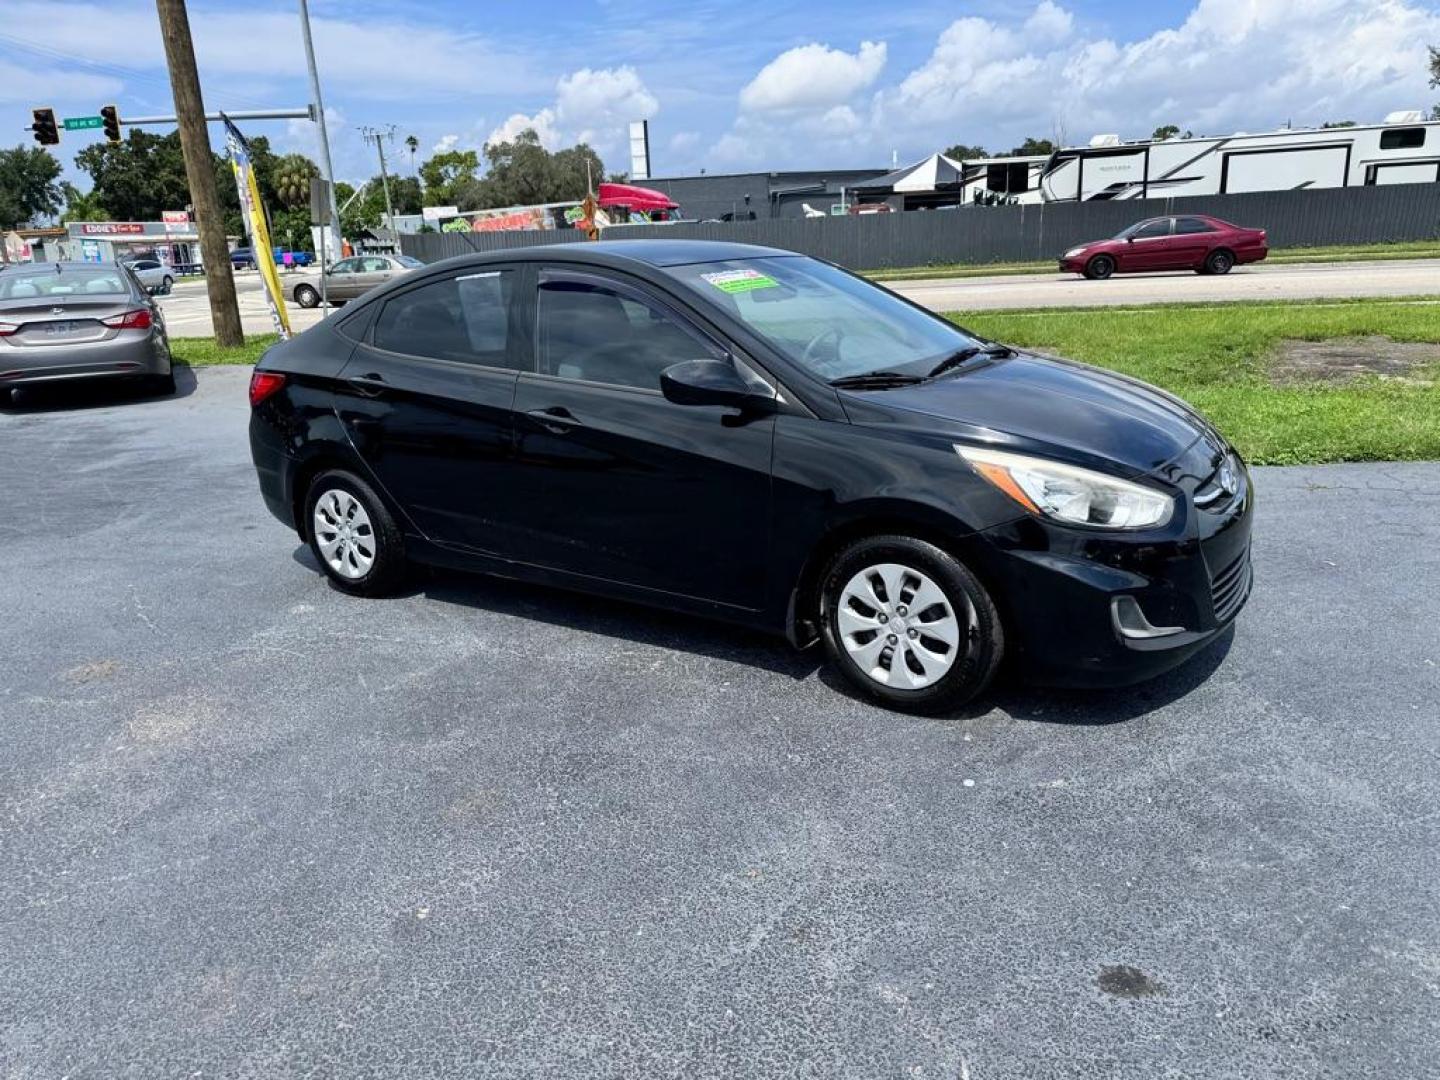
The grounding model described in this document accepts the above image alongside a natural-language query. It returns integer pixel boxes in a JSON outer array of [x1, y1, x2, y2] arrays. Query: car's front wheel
[[1085, 254, 1115, 280], [305, 469, 406, 596], [820, 535, 1004, 714], [294, 284, 320, 308]]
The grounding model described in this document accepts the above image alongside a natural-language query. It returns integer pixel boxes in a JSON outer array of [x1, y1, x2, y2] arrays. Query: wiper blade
[[829, 370, 924, 390], [926, 343, 1015, 379]]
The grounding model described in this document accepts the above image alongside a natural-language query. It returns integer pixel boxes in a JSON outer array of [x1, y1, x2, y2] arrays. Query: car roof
[[4, 261, 129, 272], [421, 239, 799, 276]]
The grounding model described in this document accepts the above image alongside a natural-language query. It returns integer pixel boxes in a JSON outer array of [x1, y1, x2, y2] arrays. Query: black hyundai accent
[[248, 240, 1252, 714]]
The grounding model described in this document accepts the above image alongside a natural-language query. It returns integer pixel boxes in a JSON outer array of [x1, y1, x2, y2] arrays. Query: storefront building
[[61, 217, 204, 272]]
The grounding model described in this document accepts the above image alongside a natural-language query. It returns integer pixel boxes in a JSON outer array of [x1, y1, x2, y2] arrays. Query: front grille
[[1210, 546, 1252, 623]]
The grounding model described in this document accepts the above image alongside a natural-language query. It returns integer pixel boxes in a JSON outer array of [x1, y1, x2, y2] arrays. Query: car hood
[[839, 351, 1220, 478]]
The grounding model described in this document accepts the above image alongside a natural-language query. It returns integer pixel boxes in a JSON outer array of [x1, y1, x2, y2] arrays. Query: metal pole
[[375, 131, 395, 234], [297, 0, 343, 270], [122, 107, 312, 124]]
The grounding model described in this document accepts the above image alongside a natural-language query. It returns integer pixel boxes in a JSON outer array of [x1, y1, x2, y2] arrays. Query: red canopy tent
[[597, 182, 678, 214]]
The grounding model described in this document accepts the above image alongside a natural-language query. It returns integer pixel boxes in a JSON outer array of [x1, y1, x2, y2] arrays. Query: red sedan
[[1059, 215, 1268, 279]]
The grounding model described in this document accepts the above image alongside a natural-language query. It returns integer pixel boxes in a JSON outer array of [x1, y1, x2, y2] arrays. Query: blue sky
[[2, 0, 1437, 195]]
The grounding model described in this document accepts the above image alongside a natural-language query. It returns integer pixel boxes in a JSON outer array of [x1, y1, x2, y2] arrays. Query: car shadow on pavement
[[0, 365, 198, 414], [293, 544, 1236, 717], [291, 546, 826, 681]]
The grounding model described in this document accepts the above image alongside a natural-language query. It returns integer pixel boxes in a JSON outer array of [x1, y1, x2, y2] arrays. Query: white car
[[122, 259, 175, 294]]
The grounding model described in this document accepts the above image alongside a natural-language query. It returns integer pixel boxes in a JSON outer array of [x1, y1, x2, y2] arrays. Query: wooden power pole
[[155, 0, 244, 347]]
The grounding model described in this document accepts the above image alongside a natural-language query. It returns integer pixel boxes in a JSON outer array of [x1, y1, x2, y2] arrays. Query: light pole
[[298, 0, 343, 266]]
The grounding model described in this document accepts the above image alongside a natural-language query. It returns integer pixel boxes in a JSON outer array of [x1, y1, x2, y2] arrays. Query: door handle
[[525, 406, 582, 434], [346, 373, 388, 397]]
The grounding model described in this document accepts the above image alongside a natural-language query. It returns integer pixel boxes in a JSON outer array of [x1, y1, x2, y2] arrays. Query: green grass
[[947, 298, 1440, 464], [866, 239, 1440, 281], [172, 335, 277, 367]]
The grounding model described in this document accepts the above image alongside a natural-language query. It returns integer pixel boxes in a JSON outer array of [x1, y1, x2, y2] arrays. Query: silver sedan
[[289, 254, 424, 308], [0, 262, 174, 401]]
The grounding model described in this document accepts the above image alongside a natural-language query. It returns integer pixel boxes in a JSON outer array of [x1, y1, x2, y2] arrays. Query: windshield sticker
[[702, 268, 779, 294]]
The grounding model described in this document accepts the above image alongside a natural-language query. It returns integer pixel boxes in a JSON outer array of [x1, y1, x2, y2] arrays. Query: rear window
[[1175, 217, 1217, 234], [0, 268, 129, 299]]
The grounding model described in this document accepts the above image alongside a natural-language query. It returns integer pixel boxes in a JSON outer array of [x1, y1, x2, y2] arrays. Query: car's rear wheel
[[294, 284, 320, 308], [147, 369, 176, 396], [1204, 249, 1234, 275], [1085, 254, 1115, 280], [820, 535, 1003, 714], [305, 469, 406, 596]]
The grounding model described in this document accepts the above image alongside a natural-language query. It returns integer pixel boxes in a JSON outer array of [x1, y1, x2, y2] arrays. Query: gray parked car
[[121, 258, 175, 294], [0, 262, 174, 401], [289, 254, 424, 308]]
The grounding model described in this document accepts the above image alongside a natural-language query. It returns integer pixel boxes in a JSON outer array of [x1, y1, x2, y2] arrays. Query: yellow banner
[[225, 117, 291, 340]]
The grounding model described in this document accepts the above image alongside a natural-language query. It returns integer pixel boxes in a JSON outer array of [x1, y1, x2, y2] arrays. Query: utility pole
[[155, 0, 243, 347], [360, 125, 396, 234], [298, 0, 343, 265]]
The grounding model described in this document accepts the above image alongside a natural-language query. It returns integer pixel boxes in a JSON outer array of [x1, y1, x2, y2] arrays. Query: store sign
[[421, 205, 459, 222], [162, 211, 190, 233], [470, 207, 547, 233], [80, 222, 145, 235]]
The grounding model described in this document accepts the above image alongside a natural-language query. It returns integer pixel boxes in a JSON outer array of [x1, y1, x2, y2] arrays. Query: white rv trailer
[[959, 155, 1049, 205], [1038, 112, 1440, 202]]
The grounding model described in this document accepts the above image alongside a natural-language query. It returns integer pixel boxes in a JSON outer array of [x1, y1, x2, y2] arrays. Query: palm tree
[[405, 134, 419, 175]]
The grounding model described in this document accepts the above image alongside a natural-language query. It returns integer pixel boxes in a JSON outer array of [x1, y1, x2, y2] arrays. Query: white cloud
[[0, 60, 121, 105], [487, 65, 659, 154], [1025, 0, 1074, 42], [739, 41, 887, 111], [487, 109, 559, 149], [432, 134, 461, 154]]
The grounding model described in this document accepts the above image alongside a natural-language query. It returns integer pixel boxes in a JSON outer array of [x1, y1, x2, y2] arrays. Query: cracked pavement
[[2, 368, 1438, 1078]]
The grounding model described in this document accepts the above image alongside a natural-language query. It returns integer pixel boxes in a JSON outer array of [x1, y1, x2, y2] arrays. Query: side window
[[1175, 217, 1217, 235], [372, 270, 515, 367], [331, 258, 358, 274], [538, 275, 722, 391], [1132, 219, 1172, 239], [1380, 127, 1426, 151], [362, 257, 390, 272]]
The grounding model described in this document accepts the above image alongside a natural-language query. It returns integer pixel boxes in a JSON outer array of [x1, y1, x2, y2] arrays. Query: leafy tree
[[1010, 137, 1056, 156], [605, 171, 629, 183], [405, 134, 419, 174], [462, 130, 604, 210], [419, 149, 479, 206], [1429, 44, 1439, 87], [0, 145, 63, 230], [60, 182, 107, 223], [270, 205, 315, 253], [75, 130, 187, 221], [271, 153, 318, 209], [1150, 124, 1193, 141], [944, 143, 988, 160]]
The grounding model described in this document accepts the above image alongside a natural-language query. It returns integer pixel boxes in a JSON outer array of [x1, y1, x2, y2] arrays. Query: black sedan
[[248, 241, 1252, 713]]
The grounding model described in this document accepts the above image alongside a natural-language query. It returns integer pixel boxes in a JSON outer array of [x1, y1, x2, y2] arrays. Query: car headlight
[[956, 445, 1174, 529], [1064, 246, 1087, 258]]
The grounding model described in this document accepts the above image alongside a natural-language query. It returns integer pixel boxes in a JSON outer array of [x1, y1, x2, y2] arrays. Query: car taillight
[[102, 309, 152, 330], [249, 371, 287, 408], [0, 321, 18, 337]]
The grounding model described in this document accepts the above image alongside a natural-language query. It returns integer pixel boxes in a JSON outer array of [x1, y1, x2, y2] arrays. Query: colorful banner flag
[[223, 115, 291, 340]]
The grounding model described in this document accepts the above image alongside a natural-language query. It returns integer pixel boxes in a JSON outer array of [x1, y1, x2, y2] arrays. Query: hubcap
[[836, 562, 970, 691], [313, 488, 376, 580]]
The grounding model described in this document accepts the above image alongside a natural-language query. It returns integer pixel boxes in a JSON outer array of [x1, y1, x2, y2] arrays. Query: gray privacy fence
[[400, 182, 1440, 270]]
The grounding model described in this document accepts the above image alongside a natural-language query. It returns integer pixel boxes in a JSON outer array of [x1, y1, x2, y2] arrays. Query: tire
[[148, 369, 176, 396], [1084, 254, 1115, 280], [820, 535, 1004, 714], [304, 469, 406, 596], [294, 284, 320, 308], [1205, 249, 1234, 275]]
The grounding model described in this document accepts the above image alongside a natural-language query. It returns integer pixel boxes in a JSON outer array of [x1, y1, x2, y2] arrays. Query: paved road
[[889, 257, 1440, 311], [157, 259, 1440, 338], [3, 369, 1438, 1078]]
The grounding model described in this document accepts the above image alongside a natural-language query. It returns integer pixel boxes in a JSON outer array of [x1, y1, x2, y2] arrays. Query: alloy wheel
[[837, 562, 970, 690], [313, 488, 376, 580]]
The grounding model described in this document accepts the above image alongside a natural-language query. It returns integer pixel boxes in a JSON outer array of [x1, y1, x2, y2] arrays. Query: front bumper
[[971, 458, 1254, 687]]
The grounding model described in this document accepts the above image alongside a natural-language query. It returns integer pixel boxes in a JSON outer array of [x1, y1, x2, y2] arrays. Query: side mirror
[[1125, 236, 1135, 243], [661, 359, 774, 412]]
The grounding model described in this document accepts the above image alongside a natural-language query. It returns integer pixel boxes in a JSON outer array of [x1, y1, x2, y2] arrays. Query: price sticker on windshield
[[702, 268, 779, 294]]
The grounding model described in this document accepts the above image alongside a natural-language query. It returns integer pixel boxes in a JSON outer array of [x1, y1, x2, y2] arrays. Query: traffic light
[[100, 104, 121, 143], [30, 107, 58, 146]]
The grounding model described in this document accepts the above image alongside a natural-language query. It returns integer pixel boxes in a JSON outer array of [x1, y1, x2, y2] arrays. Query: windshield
[[0, 267, 130, 300], [671, 256, 982, 381]]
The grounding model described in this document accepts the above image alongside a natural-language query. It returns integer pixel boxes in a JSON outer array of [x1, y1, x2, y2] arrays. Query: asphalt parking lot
[[2, 369, 1438, 1078]]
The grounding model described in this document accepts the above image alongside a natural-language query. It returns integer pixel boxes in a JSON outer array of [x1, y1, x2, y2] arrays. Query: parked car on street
[[0, 262, 174, 400], [231, 246, 315, 270], [230, 247, 257, 270], [120, 258, 175, 294], [288, 255, 424, 308], [248, 240, 1252, 714], [1060, 215, 1268, 279]]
